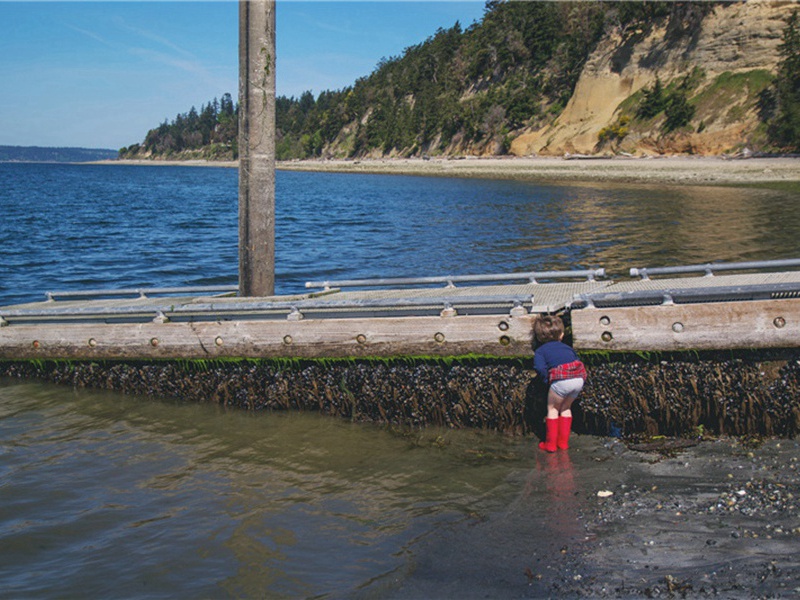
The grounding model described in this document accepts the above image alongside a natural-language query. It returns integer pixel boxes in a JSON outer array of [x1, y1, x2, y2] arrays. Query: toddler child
[[533, 315, 586, 452]]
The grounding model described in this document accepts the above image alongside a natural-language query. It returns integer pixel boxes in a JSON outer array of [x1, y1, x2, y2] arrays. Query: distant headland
[[0, 146, 118, 164]]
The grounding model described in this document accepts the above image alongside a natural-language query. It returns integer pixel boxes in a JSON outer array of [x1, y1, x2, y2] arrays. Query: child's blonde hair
[[533, 315, 565, 344]]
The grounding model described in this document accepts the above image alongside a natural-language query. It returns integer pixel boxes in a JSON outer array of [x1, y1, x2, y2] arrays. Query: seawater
[[0, 381, 541, 598], [3, 163, 800, 305], [1, 163, 799, 597]]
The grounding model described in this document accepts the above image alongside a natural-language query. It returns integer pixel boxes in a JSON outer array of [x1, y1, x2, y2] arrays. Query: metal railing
[[44, 285, 239, 302], [305, 268, 605, 290], [1, 294, 535, 323], [629, 259, 800, 280], [574, 281, 800, 309]]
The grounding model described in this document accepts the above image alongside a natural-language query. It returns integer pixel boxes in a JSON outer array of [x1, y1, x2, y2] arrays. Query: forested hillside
[[120, 93, 238, 161], [119, 0, 800, 161]]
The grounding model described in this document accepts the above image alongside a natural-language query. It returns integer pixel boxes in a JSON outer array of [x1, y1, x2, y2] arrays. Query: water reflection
[[534, 451, 580, 543], [503, 182, 800, 274], [0, 381, 530, 598], [442, 179, 800, 280]]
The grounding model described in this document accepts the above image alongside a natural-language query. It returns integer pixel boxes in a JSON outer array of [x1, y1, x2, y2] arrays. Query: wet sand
[[571, 437, 800, 598], [98, 155, 800, 186], [383, 435, 800, 599]]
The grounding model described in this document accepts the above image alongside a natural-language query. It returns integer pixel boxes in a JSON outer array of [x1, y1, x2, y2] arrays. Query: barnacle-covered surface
[[579, 352, 800, 438], [1, 352, 798, 437], [0, 358, 536, 434]]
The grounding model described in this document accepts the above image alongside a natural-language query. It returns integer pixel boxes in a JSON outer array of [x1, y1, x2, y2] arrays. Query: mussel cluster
[[579, 356, 800, 437], [2, 353, 798, 437], [0, 359, 536, 434]]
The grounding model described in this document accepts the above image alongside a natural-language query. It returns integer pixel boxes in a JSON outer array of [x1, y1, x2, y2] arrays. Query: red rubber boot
[[557, 416, 573, 450], [539, 418, 559, 452]]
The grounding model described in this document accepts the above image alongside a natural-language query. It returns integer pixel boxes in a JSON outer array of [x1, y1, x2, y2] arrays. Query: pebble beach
[[567, 436, 800, 598], [278, 155, 800, 187], [102, 155, 800, 187]]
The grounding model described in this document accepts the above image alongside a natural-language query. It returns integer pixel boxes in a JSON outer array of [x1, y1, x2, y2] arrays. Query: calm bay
[[1, 162, 799, 597]]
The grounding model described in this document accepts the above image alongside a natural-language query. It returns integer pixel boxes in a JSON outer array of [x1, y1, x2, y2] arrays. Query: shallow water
[[0, 379, 579, 598], [1, 163, 799, 596]]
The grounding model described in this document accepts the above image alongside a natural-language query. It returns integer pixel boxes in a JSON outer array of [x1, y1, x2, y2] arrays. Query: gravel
[[381, 436, 800, 599]]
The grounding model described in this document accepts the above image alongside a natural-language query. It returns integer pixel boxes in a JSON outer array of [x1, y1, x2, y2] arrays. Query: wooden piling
[[238, 0, 276, 297]]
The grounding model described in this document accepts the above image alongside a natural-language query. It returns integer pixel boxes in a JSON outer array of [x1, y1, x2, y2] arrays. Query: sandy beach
[[97, 158, 239, 169], [96, 155, 800, 187], [279, 155, 800, 187]]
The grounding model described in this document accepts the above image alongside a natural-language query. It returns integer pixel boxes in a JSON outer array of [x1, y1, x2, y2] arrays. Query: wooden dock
[[572, 260, 800, 352], [1, 260, 799, 360]]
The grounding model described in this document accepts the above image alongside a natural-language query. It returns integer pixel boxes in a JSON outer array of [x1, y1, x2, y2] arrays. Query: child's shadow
[[524, 375, 548, 440]]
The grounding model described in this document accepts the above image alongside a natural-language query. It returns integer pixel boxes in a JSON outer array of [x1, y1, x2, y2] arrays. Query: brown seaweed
[[1, 353, 798, 437]]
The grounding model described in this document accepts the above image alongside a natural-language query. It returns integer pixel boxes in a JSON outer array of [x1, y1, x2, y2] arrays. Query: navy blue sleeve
[[533, 350, 548, 381]]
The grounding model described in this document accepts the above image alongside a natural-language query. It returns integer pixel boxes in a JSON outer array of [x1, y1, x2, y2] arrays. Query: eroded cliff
[[511, 1, 796, 156]]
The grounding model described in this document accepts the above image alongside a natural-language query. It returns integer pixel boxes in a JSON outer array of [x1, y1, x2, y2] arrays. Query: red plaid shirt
[[548, 360, 586, 382]]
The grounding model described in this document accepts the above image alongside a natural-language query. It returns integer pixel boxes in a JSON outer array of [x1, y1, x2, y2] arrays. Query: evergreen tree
[[638, 77, 666, 119], [770, 10, 800, 151], [662, 88, 694, 132]]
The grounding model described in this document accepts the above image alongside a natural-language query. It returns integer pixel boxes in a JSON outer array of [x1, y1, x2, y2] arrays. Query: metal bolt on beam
[[440, 303, 457, 318], [510, 301, 527, 317]]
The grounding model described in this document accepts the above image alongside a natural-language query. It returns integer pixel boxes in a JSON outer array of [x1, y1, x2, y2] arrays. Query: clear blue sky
[[0, 1, 485, 150]]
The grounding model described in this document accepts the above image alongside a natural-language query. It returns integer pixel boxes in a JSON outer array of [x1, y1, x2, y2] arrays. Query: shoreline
[[391, 434, 800, 599], [87, 158, 238, 169], [91, 155, 800, 186]]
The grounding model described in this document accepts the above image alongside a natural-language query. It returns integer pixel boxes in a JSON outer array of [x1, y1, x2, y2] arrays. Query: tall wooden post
[[238, 0, 276, 297]]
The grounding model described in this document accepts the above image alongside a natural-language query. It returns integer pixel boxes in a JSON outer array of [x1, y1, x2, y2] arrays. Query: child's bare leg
[[559, 397, 575, 418], [548, 388, 577, 418], [546, 388, 565, 419]]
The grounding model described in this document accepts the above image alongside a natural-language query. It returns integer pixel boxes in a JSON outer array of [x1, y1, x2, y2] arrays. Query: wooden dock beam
[[0, 314, 535, 360], [571, 298, 800, 352], [238, 0, 276, 297]]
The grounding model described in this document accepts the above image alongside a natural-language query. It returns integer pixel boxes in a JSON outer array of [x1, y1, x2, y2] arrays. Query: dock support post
[[238, 0, 276, 297]]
